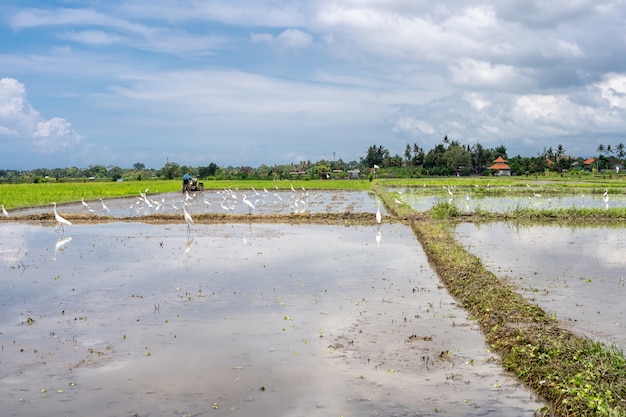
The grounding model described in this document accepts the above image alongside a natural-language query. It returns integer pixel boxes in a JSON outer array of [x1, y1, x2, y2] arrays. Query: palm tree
[[596, 144, 606, 156], [616, 142, 625, 160], [556, 144, 566, 159], [606, 144, 614, 155]]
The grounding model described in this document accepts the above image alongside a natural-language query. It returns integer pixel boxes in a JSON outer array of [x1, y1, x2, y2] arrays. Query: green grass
[[0, 181, 180, 209], [0, 179, 374, 210]]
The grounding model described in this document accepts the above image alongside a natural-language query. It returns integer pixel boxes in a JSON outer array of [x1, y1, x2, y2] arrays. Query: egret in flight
[[52, 202, 72, 231]]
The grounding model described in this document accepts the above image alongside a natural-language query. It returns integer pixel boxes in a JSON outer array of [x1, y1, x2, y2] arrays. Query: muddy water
[[1, 222, 544, 416], [454, 223, 626, 351]]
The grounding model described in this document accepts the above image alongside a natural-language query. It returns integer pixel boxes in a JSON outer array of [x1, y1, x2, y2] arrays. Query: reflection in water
[[0, 223, 545, 417], [183, 237, 194, 263], [400, 193, 626, 213], [53, 235, 72, 260], [243, 224, 253, 246], [455, 222, 626, 351]]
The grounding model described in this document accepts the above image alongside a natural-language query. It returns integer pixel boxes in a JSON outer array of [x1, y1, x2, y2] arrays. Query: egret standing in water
[[1, 204, 8, 217], [182, 205, 194, 234], [52, 202, 72, 231], [99, 198, 110, 214], [243, 194, 256, 214], [376, 202, 382, 224]]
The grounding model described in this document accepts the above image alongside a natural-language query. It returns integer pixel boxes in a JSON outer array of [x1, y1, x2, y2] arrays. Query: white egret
[[81, 198, 92, 211], [242, 194, 255, 214], [52, 202, 72, 230], [182, 205, 194, 234], [99, 198, 110, 214], [376, 202, 382, 224], [1, 204, 8, 217]]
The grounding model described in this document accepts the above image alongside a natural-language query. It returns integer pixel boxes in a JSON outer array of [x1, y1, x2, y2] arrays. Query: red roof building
[[490, 156, 511, 176]]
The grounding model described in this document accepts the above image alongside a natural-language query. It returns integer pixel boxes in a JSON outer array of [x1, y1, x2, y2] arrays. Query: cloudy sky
[[2, 0, 626, 170]]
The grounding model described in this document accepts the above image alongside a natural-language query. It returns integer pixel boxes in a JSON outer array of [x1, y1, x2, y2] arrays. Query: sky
[[2, 0, 626, 170]]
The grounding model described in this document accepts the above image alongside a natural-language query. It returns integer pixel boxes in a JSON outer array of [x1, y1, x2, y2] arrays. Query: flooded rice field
[[454, 223, 626, 352], [396, 192, 626, 213], [0, 220, 544, 416], [8, 189, 387, 218]]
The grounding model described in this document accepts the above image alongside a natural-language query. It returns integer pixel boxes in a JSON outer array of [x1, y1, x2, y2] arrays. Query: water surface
[[1, 222, 543, 416]]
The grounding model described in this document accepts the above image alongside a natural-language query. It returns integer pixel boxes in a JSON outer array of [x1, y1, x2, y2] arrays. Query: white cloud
[[597, 73, 626, 109], [251, 32, 274, 43], [391, 114, 434, 138], [33, 117, 82, 152], [276, 29, 313, 48], [0, 78, 40, 136], [449, 59, 534, 89], [250, 29, 313, 49], [0, 78, 83, 153], [59, 30, 125, 46], [464, 92, 492, 111]]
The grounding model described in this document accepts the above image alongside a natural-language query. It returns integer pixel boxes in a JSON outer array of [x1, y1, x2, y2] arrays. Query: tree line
[[1, 138, 624, 182]]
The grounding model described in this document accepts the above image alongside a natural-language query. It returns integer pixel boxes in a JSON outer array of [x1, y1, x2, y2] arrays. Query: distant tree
[[424, 144, 447, 170], [606, 144, 614, 155], [86, 164, 107, 178], [443, 143, 471, 174], [404, 144, 412, 166], [108, 165, 123, 181], [361, 145, 389, 168], [133, 162, 145, 170], [199, 162, 218, 178], [384, 154, 403, 167], [494, 145, 508, 159], [616, 143, 625, 160], [596, 144, 606, 156], [412, 143, 424, 167], [556, 144, 566, 159], [159, 162, 180, 180]]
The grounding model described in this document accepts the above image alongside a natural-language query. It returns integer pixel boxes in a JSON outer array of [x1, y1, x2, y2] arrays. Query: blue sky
[[2, 1, 626, 170]]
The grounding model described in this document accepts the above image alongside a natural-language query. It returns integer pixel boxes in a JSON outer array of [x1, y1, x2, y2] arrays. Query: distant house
[[489, 156, 511, 176], [583, 157, 596, 171], [346, 169, 360, 179]]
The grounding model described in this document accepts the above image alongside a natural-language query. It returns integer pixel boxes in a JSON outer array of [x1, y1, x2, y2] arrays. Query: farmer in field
[[182, 172, 192, 192]]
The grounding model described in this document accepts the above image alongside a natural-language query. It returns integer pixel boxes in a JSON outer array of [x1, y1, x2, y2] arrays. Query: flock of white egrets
[[3, 185, 387, 241]]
